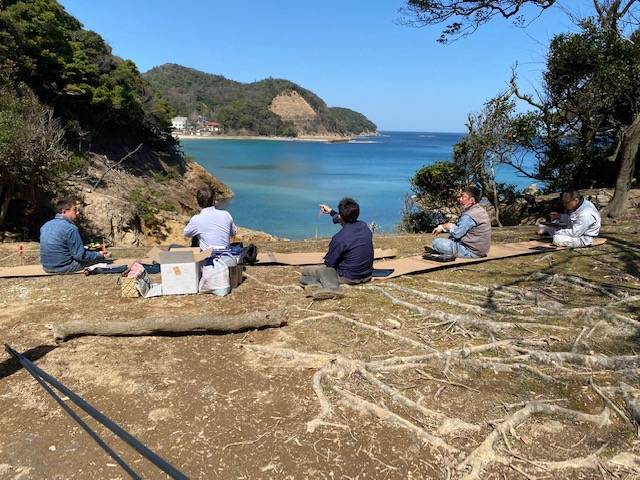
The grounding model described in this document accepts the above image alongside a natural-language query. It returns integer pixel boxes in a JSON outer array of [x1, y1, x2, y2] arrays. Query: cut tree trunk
[[604, 113, 640, 218], [491, 179, 502, 227], [53, 308, 287, 341], [0, 183, 13, 227]]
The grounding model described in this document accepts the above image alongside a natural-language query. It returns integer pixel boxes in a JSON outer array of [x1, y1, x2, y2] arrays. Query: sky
[[57, 0, 584, 132]]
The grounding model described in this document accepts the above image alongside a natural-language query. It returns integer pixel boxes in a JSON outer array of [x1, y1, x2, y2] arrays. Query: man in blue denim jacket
[[40, 198, 109, 273]]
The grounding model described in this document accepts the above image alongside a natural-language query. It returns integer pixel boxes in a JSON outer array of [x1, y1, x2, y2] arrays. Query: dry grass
[[0, 223, 639, 479]]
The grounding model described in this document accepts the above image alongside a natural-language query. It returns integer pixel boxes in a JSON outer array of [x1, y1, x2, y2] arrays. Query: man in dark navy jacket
[[300, 198, 374, 300]]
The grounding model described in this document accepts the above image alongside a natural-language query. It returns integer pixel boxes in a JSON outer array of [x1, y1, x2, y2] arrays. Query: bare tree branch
[[91, 143, 143, 190]]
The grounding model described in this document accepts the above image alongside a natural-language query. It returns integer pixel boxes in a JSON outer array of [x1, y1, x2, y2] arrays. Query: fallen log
[[53, 309, 287, 341]]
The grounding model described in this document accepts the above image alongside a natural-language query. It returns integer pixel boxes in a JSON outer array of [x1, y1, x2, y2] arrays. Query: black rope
[[5, 344, 189, 480]]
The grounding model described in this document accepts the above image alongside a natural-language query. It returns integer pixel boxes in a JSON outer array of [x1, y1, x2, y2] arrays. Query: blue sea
[[181, 131, 536, 239]]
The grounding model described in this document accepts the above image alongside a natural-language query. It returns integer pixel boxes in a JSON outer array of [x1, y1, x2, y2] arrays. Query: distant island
[[143, 64, 377, 139]]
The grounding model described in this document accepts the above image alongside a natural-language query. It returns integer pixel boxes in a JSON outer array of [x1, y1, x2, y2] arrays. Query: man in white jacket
[[538, 189, 601, 247]]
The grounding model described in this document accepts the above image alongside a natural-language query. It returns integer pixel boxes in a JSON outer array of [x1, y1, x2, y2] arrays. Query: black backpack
[[239, 244, 258, 264]]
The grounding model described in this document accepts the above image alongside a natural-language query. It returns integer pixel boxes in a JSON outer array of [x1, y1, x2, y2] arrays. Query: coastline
[[175, 133, 378, 143]]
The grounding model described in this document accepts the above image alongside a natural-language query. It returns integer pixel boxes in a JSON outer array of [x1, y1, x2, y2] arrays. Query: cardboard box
[[148, 247, 212, 296]]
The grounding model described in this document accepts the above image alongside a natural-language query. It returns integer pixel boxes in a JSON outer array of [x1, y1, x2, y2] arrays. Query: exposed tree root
[[335, 386, 458, 453], [243, 344, 334, 369], [306, 366, 350, 433], [460, 358, 558, 383], [611, 295, 640, 307], [243, 272, 302, 293], [363, 286, 569, 336], [590, 378, 633, 425], [244, 270, 639, 478], [529, 272, 622, 299], [368, 340, 518, 371], [424, 277, 636, 335], [381, 283, 489, 314], [295, 306, 439, 352], [602, 383, 640, 426], [458, 402, 610, 480], [355, 364, 480, 435], [521, 350, 640, 370]]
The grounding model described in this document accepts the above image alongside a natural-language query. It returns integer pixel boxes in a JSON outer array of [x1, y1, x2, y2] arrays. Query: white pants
[[552, 234, 593, 248], [538, 224, 593, 247]]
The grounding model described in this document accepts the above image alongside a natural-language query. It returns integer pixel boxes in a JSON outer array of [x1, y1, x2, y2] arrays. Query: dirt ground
[[1, 224, 639, 479]]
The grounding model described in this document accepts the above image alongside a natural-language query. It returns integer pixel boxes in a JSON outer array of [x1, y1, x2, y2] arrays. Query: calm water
[[182, 132, 535, 239]]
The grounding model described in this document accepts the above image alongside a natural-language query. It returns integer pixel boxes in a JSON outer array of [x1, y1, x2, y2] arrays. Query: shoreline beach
[[175, 134, 352, 143], [175, 131, 380, 143]]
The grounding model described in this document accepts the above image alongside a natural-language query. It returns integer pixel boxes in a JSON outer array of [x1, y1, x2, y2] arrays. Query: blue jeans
[[43, 259, 84, 274], [431, 238, 478, 258]]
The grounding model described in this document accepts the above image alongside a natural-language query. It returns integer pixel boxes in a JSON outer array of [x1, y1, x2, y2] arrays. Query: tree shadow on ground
[[478, 237, 640, 323], [0, 345, 57, 381], [603, 235, 640, 280]]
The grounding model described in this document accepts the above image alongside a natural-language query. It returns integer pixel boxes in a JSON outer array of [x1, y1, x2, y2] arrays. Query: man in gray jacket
[[431, 185, 492, 258], [538, 189, 601, 247]]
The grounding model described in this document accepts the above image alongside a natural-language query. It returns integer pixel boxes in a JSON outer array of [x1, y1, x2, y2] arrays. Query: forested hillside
[[143, 63, 377, 137], [0, 0, 228, 242]]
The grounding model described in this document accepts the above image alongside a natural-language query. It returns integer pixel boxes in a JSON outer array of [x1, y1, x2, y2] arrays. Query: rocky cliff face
[[269, 91, 330, 136], [71, 158, 231, 246], [69, 157, 280, 246], [269, 91, 318, 121]]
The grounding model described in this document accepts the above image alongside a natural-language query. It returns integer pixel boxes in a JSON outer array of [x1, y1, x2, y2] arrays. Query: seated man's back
[[185, 206, 236, 249], [300, 198, 373, 300], [325, 219, 374, 281], [322, 198, 374, 282], [184, 186, 237, 249]]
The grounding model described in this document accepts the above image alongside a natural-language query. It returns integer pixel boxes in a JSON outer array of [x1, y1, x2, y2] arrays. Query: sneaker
[[422, 252, 456, 262], [312, 289, 345, 301]]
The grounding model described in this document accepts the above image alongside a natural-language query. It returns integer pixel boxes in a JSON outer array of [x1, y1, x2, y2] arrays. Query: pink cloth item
[[127, 261, 145, 278]]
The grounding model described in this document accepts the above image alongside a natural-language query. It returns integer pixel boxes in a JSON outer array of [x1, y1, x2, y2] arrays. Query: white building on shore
[[171, 116, 188, 131]]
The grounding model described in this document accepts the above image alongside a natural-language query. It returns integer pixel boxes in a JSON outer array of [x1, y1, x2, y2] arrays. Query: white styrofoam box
[[156, 248, 211, 296]]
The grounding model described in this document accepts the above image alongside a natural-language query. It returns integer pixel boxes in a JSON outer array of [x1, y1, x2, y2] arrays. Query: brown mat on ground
[[255, 248, 397, 266], [372, 238, 607, 280], [0, 257, 148, 278], [0, 248, 397, 278]]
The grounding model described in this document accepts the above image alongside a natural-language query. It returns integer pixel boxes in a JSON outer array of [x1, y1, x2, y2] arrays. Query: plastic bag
[[199, 258, 230, 296]]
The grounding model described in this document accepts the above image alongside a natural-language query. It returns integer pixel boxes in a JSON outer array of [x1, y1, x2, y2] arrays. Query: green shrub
[[411, 161, 466, 210], [398, 194, 449, 233], [128, 187, 160, 229], [399, 209, 448, 233], [0, 87, 68, 226], [154, 166, 180, 182]]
